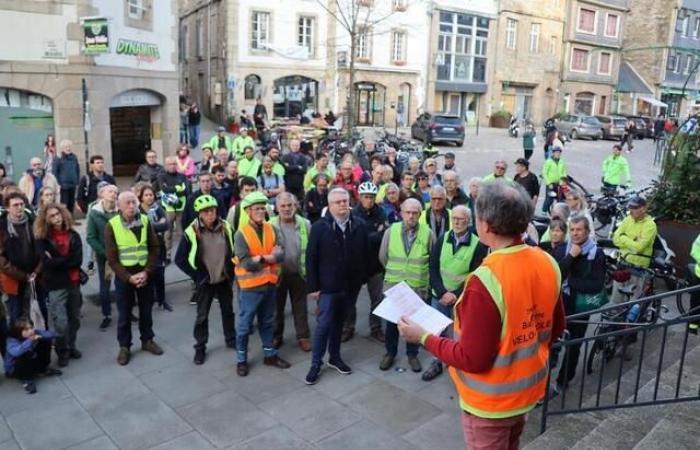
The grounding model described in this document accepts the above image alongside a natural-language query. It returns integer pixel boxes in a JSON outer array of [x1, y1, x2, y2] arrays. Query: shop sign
[[83, 18, 109, 54], [43, 39, 66, 59], [115, 38, 160, 62]]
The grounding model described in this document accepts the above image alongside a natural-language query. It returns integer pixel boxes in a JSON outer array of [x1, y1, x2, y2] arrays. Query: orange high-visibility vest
[[234, 222, 280, 289], [448, 244, 561, 419]]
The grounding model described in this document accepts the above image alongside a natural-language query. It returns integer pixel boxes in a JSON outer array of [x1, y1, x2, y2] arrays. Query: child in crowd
[[4, 318, 62, 394]]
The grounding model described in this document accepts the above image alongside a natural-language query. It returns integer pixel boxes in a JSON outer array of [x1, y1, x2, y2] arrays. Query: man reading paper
[[399, 182, 565, 450]]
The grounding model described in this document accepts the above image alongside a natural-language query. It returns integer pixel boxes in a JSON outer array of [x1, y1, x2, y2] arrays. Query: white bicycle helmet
[[358, 182, 379, 195]]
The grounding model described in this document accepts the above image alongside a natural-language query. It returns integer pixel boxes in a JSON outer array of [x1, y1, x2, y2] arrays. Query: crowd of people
[[0, 123, 697, 449]]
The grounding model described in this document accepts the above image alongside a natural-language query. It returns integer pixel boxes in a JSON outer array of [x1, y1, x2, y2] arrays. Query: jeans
[[385, 287, 428, 357], [115, 277, 154, 348], [542, 185, 556, 214], [46, 286, 82, 354], [7, 283, 47, 324], [194, 281, 235, 350], [311, 291, 355, 367], [96, 255, 113, 318], [165, 211, 183, 258], [556, 314, 589, 387], [343, 272, 383, 334], [180, 126, 189, 144], [274, 272, 310, 341], [236, 288, 277, 363], [60, 187, 76, 214], [152, 265, 166, 305], [188, 125, 201, 148]]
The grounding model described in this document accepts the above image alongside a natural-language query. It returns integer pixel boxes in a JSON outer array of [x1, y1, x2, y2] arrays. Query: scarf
[[566, 237, 597, 261], [7, 214, 28, 238]]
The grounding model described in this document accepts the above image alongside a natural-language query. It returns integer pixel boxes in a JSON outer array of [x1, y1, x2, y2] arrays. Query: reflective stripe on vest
[[109, 214, 149, 267], [447, 245, 561, 419], [269, 215, 309, 278], [434, 231, 479, 295], [384, 223, 430, 289], [184, 220, 234, 270], [234, 222, 280, 289]]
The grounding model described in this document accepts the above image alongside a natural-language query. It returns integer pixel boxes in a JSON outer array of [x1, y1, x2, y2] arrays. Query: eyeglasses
[[426, 164, 436, 167], [496, 166, 506, 170], [431, 197, 446, 201], [330, 199, 349, 204]]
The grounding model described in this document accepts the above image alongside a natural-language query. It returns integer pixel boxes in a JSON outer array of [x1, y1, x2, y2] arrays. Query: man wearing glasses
[[483, 160, 512, 183], [419, 186, 451, 237], [423, 158, 443, 187]]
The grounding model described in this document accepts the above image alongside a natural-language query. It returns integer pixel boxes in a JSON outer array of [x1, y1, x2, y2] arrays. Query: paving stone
[[634, 417, 700, 450], [403, 413, 466, 450], [0, 418, 11, 444], [354, 352, 436, 393], [63, 365, 150, 412], [67, 435, 118, 450], [339, 380, 442, 434], [211, 366, 301, 404], [259, 389, 361, 442], [6, 398, 101, 450], [0, 440, 20, 450], [125, 342, 191, 376], [140, 363, 227, 408], [308, 366, 378, 400], [91, 392, 192, 450], [234, 425, 315, 450], [413, 375, 461, 412], [177, 390, 278, 448], [316, 419, 420, 450], [148, 432, 216, 450], [0, 376, 73, 416]]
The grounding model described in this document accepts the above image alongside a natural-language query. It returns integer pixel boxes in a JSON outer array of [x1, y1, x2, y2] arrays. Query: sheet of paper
[[372, 282, 453, 336]]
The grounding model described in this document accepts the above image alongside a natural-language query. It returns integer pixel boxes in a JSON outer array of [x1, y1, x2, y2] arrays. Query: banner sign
[[83, 18, 109, 54], [116, 38, 160, 62]]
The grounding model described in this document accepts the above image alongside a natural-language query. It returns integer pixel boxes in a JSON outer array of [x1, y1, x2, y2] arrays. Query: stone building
[[489, 0, 566, 124], [560, 0, 628, 116], [424, 0, 498, 125], [0, 0, 179, 178], [623, 0, 700, 117]]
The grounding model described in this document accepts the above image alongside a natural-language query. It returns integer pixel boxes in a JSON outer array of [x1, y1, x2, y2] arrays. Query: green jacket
[[482, 174, 513, 183], [602, 155, 631, 186], [612, 214, 657, 268], [207, 134, 233, 153], [232, 136, 256, 160], [542, 158, 568, 185], [691, 234, 700, 278], [86, 201, 118, 257], [303, 166, 334, 192], [272, 161, 286, 177], [239, 157, 262, 178]]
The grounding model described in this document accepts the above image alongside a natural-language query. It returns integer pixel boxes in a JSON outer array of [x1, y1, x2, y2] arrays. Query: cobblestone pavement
[[0, 128, 663, 449]]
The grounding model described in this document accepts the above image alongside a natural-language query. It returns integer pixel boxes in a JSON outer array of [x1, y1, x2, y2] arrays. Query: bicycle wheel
[[676, 279, 692, 315]]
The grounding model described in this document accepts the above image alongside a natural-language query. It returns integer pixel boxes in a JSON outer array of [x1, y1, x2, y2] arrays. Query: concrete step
[[633, 416, 700, 450], [522, 331, 700, 449]]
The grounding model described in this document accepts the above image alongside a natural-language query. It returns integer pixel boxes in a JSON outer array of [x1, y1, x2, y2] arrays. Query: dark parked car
[[411, 113, 465, 146], [625, 116, 652, 139], [595, 115, 627, 140]]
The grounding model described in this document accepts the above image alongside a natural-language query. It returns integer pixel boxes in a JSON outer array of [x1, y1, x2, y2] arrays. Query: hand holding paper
[[373, 282, 453, 336]]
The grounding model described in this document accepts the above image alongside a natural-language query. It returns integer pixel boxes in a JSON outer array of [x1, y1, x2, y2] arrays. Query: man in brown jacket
[[105, 191, 163, 365]]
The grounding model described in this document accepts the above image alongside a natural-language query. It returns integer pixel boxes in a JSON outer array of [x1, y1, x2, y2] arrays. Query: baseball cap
[[628, 196, 647, 208], [445, 152, 456, 160], [217, 126, 226, 132], [514, 157, 530, 167]]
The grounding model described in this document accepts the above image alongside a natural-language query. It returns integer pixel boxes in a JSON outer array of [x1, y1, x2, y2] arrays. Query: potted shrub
[[648, 115, 700, 269], [226, 116, 239, 134], [490, 109, 511, 128]]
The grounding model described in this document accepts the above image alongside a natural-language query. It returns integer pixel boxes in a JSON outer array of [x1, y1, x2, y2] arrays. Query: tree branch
[[314, 0, 351, 32]]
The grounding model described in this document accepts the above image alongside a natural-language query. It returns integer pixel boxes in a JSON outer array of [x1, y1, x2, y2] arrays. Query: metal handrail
[[539, 287, 700, 435]]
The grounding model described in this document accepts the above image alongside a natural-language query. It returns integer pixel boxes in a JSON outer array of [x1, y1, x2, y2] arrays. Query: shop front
[[355, 82, 386, 127], [272, 75, 319, 118]]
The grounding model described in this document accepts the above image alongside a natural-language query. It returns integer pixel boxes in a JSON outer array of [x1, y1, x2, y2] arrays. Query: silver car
[[556, 114, 603, 140]]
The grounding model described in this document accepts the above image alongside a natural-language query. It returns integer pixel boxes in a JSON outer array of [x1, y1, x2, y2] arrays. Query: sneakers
[[298, 338, 312, 352], [421, 361, 443, 381], [189, 294, 197, 306], [305, 364, 322, 385], [340, 328, 354, 343], [237, 362, 249, 377], [117, 347, 131, 366], [99, 317, 111, 331], [408, 356, 422, 373], [263, 355, 291, 369], [194, 349, 206, 365], [160, 302, 174, 312], [142, 340, 164, 355], [689, 323, 699, 335], [69, 349, 82, 359], [22, 380, 37, 394], [328, 359, 352, 375], [370, 329, 386, 343], [379, 354, 395, 371]]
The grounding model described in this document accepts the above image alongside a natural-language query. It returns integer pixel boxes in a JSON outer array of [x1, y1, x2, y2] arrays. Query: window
[[298, 16, 314, 57], [356, 27, 370, 59], [695, 17, 700, 38], [244, 74, 261, 100], [251, 11, 270, 50], [682, 15, 690, 37], [391, 30, 406, 62], [437, 12, 489, 83], [605, 14, 619, 38], [180, 24, 188, 60], [598, 52, 611, 74], [196, 18, 204, 58], [571, 48, 589, 72], [577, 8, 596, 34], [392, 0, 407, 11], [672, 52, 681, 73], [529, 23, 540, 53], [549, 35, 558, 55], [127, 0, 144, 19], [506, 18, 517, 50], [685, 54, 693, 74]]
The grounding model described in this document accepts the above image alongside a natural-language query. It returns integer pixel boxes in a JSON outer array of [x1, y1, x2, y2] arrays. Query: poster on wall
[[83, 18, 109, 54]]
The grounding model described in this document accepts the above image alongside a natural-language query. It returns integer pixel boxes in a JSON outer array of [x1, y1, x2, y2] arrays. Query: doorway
[[355, 82, 386, 126], [109, 106, 151, 176]]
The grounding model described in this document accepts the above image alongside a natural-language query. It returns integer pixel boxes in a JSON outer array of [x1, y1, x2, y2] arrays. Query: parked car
[[411, 113, 465, 146], [626, 116, 653, 139], [595, 115, 627, 140], [555, 114, 603, 140]]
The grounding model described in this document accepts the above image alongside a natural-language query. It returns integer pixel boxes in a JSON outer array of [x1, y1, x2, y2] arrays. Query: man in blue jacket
[[53, 140, 81, 214], [304, 187, 369, 385]]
